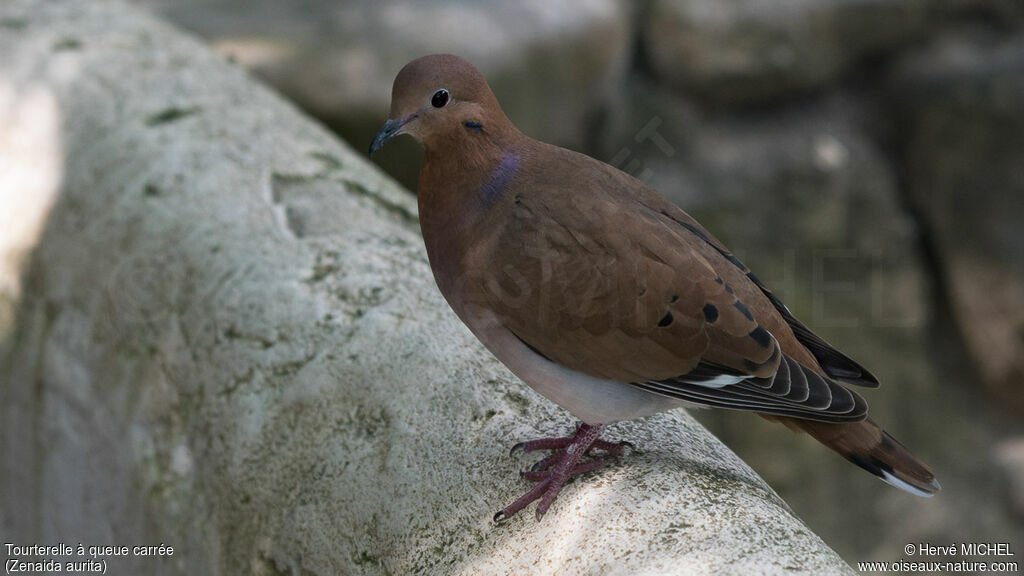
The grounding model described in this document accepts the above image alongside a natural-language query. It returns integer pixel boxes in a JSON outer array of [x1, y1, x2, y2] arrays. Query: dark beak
[[369, 114, 416, 156]]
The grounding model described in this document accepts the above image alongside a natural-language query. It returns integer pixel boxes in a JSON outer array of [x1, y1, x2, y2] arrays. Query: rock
[[126, 0, 632, 188], [889, 31, 1024, 416], [643, 0, 930, 106], [0, 0, 856, 574]]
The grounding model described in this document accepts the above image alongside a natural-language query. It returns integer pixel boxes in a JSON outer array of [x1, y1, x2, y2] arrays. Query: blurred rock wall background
[[129, 0, 1024, 564]]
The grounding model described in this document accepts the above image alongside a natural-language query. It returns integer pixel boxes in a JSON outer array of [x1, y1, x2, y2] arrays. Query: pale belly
[[450, 300, 684, 424]]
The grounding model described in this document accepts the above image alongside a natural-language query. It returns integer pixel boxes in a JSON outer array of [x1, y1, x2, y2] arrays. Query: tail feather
[[776, 416, 940, 497]]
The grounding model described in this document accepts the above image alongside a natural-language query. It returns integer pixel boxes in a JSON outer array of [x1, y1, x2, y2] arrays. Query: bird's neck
[[417, 125, 527, 288]]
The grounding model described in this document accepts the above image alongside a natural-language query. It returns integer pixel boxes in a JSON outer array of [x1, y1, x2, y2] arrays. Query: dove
[[370, 54, 939, 522]]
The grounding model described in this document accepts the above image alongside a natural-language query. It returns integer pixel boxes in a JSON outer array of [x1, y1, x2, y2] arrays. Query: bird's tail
[[778, 416, 940, 497]]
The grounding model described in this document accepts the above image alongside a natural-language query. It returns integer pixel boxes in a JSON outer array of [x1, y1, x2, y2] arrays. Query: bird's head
[[369, 54, 509, 156]]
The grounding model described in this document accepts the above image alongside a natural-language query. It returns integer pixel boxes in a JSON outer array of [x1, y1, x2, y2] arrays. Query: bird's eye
[[431, 89, 450, 108]]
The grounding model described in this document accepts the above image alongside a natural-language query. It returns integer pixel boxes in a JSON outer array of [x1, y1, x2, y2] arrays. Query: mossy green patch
[[145, 106, 199, 126], [53, 37, 81, 51]]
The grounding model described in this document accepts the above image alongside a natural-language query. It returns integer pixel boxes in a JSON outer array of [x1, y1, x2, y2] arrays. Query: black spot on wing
[[741, 341, 781, 375], [657, 207, 879, 388], [702, 303, 719, 323], [749, 326, 773, 348], [733, 300, 753, 321], [658, 311, 674, 327]]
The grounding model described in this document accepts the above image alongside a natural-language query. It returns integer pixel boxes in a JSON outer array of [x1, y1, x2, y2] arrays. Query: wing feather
[[468, 142, 870, 423]]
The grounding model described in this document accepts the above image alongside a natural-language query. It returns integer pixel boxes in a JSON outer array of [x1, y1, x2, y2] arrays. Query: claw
[[495, 423, 629, 522], [530, 452, 559, 473], [588, 438, 635, 455]]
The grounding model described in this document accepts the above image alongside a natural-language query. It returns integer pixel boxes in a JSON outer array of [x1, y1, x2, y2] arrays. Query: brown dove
[[370, 54, 939, 522]]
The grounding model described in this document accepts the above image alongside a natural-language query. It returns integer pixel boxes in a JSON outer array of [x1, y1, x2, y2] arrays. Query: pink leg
[[509, 436, 573, 455], [495, 423, 632, 522], [521, 459, 606, 482], [511, 425, 634, 459]]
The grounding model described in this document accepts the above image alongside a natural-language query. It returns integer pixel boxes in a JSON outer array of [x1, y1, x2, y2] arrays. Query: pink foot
[[494, 423, 633, 522]]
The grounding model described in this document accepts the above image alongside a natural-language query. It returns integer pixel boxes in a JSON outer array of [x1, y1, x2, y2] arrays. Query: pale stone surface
[[0, 1, 858, 574]]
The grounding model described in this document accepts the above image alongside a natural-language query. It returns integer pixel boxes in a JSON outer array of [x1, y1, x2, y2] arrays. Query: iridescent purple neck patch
[[479, 151, 520, 208]]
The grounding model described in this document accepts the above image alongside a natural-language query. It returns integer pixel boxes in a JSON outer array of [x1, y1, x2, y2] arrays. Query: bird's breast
[[418, 146, 524, 287]]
